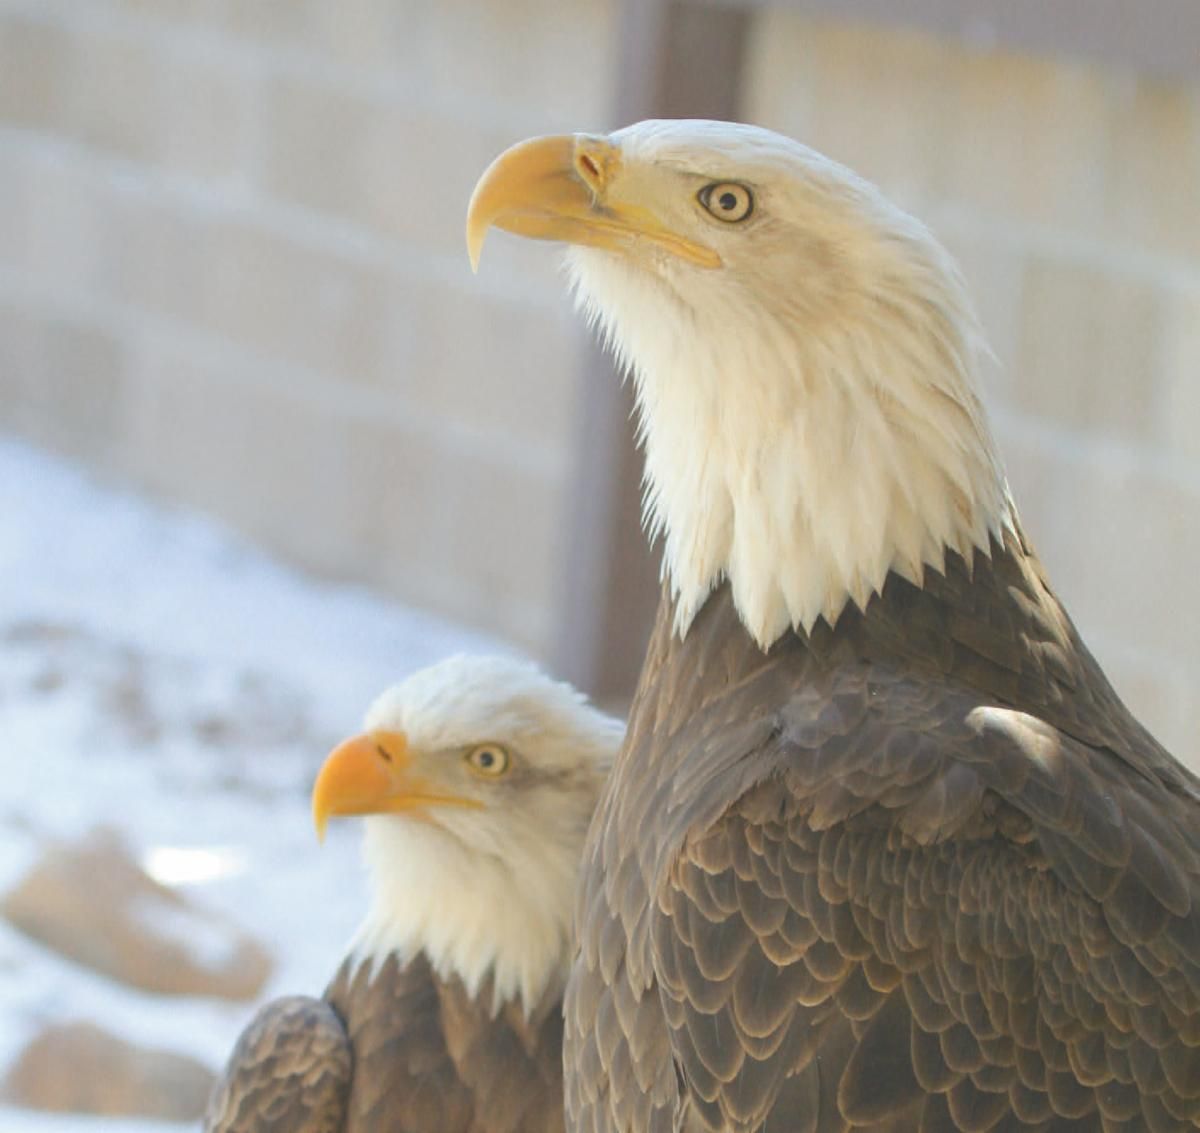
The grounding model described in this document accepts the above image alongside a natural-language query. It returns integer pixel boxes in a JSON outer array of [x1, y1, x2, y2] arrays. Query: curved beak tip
[[465, 134, 582, 272], [309, 732, 402, 841], [466, 225, 486, 274]]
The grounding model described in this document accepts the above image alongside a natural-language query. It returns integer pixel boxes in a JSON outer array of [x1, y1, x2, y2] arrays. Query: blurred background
[[0, 0, 1197, 1128]]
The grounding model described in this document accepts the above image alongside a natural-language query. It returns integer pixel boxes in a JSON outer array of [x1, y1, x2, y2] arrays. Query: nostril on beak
[[573, 141, 609, 195]]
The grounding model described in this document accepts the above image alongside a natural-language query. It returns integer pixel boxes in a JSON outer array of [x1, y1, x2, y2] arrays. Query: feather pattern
[[564, 529, 1200, 1133], [205, 955, 567, 1133]]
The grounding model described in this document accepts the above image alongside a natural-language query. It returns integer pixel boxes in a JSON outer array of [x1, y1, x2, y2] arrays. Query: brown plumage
[[568, 528, 1200, 1132], [203, 656, 623, 1133], [205, 954, 566, 1133], [465, 121, 1200, 1132]]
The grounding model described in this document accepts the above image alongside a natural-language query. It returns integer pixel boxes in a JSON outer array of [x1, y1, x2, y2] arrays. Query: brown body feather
[[206, 953, 566, 1133], [565, 524, 1200, 1132]]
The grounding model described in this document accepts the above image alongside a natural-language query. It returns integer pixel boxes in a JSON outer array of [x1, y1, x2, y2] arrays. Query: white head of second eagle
[[468, 120, 1015, 647], [314, 653, 622, 1016], [205, 654, 622, 1133]]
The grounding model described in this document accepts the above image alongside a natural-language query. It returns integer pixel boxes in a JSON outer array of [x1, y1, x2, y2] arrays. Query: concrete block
[[258, 75, 522, 258], [0, 147, 33, 272], [59, 26, 168, 164], [940, 51, 1109, 233], [111, 198, 209, 327], [16, 151, 129, 300], [120, 340, 259, 514], [0, 14, 74, 131], [0, 305, 129, 468], [197, 219, 392, 385], [745, 15, 948, 211], [1105, 79, 1200, 262], [115, 0, 225, 25], [437, 445, 565, 654], [1059, 459, 1199, 668], [257, 73, 370, 222], [156, 55, 261, 184], [1014, 255, 1165, 443], [358, 105, 519, 257], [404, 0, 615, 128], [1158, 287, 1200, 470], [39, 315, 130, 469], [0, 302, 43, 433], [307, 0, 421, 73], [122, 341, 373, 578], [400, 278, 577, 463], [338, 411, 459, 599], [218, 0, 318, 49]]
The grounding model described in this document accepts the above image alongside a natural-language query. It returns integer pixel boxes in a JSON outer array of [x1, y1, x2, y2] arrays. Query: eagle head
[[312, 654, 622, 1014], [468, 120, 1015, 647]]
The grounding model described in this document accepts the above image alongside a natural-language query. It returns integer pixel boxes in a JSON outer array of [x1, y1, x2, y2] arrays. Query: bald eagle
[[204, 655, 623, 1133], [468, 122, 1200, 1132]]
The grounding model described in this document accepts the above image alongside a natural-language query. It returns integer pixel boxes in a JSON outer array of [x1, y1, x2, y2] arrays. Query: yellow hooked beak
[[311, 731, 482, 841], [466, 133, 721, 272]]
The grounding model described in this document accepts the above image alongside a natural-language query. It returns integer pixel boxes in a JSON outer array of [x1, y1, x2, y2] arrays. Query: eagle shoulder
[[203, 995, 351, 1133], [648, 670, 1200, 1131]]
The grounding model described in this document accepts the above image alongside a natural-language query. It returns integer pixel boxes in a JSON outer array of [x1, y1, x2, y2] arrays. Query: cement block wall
[[0, 1, 1196, 766], [0, 0, 613, 655]]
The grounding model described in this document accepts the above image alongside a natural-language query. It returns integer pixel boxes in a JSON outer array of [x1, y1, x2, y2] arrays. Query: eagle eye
[[698, 182, 753, 223], [465, 743, 510, 777]]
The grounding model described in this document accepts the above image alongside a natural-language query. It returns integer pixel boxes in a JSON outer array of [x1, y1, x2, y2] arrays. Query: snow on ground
[[0, 437, 508, 1131]]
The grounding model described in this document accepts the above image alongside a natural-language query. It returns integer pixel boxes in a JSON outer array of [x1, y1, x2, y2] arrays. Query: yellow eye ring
[[465, 744, 510, 777], [698, 182, 753, 223]]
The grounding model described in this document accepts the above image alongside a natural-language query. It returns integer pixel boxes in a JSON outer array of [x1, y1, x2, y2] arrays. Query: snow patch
[[141, 846, 248, 888]]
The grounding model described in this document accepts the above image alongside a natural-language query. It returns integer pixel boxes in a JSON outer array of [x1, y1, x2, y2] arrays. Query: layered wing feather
[[204, 996, 351, 1133], [653, 672, 1200, 1131], [565, 537, 1200, 1133], [208, 954, 567, 1133]]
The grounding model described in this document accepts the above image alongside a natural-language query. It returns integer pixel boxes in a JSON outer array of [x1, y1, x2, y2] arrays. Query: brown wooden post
[[552, 0, 752, 706]]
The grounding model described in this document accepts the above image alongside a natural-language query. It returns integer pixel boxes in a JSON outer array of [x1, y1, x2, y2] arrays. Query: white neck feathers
[[349, 815, 575, 1017], [568, 239, 1015, 648]]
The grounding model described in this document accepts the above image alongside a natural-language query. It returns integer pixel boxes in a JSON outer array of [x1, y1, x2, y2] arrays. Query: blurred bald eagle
[[468, 121, 1200, 1132], [204, 655, 622, 1133]]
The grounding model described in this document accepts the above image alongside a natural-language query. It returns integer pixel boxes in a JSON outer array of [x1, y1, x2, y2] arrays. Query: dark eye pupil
[[719, 191, 738, 211], [478, 751, 494, 767]]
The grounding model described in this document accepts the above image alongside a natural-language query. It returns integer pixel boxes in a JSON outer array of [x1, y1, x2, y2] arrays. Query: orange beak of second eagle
[[465, 133, 721, 271], [311, 731, 482, 841]]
